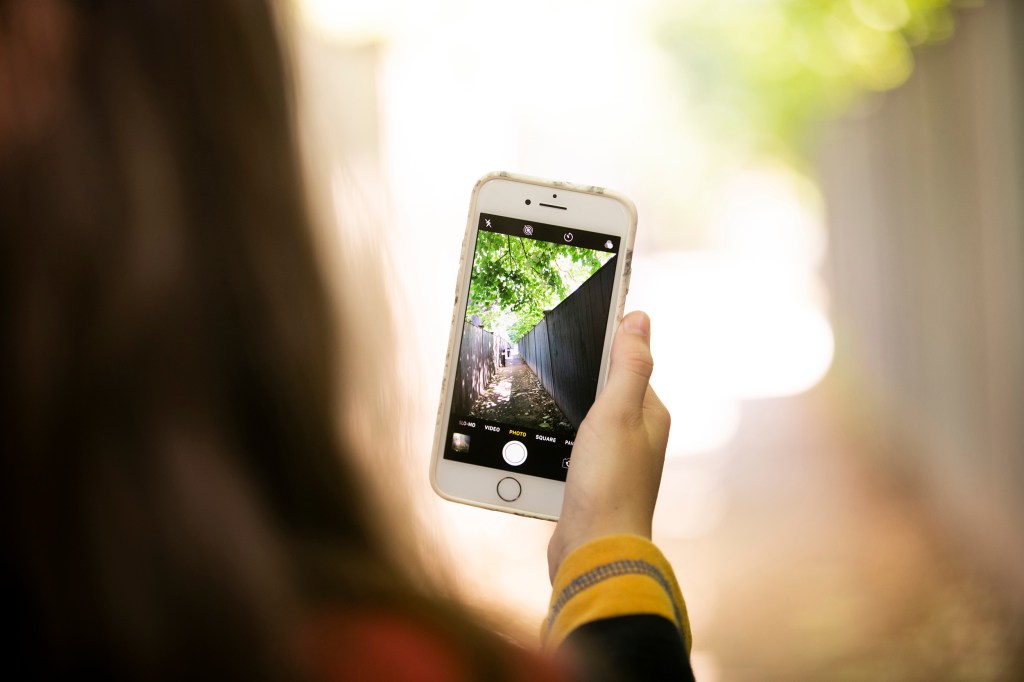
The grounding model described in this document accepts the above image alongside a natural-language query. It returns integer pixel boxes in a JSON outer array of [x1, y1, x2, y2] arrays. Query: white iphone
[[430, 172, 637, 520]]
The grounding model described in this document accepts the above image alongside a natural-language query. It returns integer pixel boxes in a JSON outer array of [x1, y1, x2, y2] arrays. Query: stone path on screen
[[469, 355, 573, 434]]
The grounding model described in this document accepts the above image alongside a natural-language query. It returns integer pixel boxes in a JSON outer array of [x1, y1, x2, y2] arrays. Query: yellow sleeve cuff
[[542, 535, 691, 652]]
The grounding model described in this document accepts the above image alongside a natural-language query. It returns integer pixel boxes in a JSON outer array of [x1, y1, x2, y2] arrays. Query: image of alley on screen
[[451, 214, 618, 436]]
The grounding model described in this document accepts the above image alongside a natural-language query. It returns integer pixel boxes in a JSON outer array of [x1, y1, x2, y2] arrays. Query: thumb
[[602, 311, 654, 411]]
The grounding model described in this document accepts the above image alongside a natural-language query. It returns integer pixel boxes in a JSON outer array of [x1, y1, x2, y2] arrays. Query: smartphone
[[430, 172, 637, 520]]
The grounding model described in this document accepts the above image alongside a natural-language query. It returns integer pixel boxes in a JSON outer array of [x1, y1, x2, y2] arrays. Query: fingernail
[[623, 312, 650, 338]]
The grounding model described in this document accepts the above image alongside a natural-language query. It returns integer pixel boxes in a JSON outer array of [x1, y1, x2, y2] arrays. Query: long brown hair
[[0, 1, 508, 678]]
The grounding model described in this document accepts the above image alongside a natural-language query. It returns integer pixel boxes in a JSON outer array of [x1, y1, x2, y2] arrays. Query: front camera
[[525, 199, 531, 205], [552, 193, 558, 198]]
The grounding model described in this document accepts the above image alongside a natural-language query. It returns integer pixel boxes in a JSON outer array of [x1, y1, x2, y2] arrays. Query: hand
[[548, 311, 671, 582]]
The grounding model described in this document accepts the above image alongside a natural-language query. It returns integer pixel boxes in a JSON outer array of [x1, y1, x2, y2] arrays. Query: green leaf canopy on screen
[[467, 231, 611, 343]]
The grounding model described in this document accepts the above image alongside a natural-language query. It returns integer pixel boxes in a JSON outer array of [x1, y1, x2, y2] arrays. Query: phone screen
[[443, 212, 621, 482]]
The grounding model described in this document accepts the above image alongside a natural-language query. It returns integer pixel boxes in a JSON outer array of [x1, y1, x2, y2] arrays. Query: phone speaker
[[539, 203, 567, 210]]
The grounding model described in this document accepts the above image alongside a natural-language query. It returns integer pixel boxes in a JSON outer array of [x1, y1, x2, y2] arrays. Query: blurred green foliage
[[658, 0, 981, 160]]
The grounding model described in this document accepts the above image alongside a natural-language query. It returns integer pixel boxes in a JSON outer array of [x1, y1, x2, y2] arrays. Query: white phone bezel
[[430, 172, 637, 521]]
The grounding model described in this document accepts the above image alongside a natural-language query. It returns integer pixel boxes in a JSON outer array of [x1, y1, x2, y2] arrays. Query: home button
[[496, 477, 522, 502]]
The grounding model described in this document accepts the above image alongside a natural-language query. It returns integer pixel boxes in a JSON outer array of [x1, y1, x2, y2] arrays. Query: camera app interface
[[444, 213, 620, 482]]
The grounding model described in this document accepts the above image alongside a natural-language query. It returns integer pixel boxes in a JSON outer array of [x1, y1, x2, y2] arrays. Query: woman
[[0, 1, 693, 679]]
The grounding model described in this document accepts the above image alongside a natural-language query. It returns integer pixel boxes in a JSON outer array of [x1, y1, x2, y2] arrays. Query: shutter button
[[502, 440, 528, 466]]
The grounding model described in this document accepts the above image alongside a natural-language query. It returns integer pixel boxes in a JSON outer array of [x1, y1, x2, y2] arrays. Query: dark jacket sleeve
[[562, 614, 695, 682]]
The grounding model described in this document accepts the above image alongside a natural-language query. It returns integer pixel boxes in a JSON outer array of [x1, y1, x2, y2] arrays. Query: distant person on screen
[[0, 1, 693, 679]]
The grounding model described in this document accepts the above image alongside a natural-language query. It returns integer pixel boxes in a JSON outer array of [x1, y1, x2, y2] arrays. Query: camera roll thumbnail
[[451, 433, 471, 453]]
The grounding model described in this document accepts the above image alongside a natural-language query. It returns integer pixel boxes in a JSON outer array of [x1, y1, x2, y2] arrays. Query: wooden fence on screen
[[518, 256, 617, 429], [453, 322, 508, 416]]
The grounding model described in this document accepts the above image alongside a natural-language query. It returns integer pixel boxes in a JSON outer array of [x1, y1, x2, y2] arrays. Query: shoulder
[[305, 609, 567, 682]]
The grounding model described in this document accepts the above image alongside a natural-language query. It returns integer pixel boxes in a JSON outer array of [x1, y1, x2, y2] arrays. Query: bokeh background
[[288, 0, 1024, 679]]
